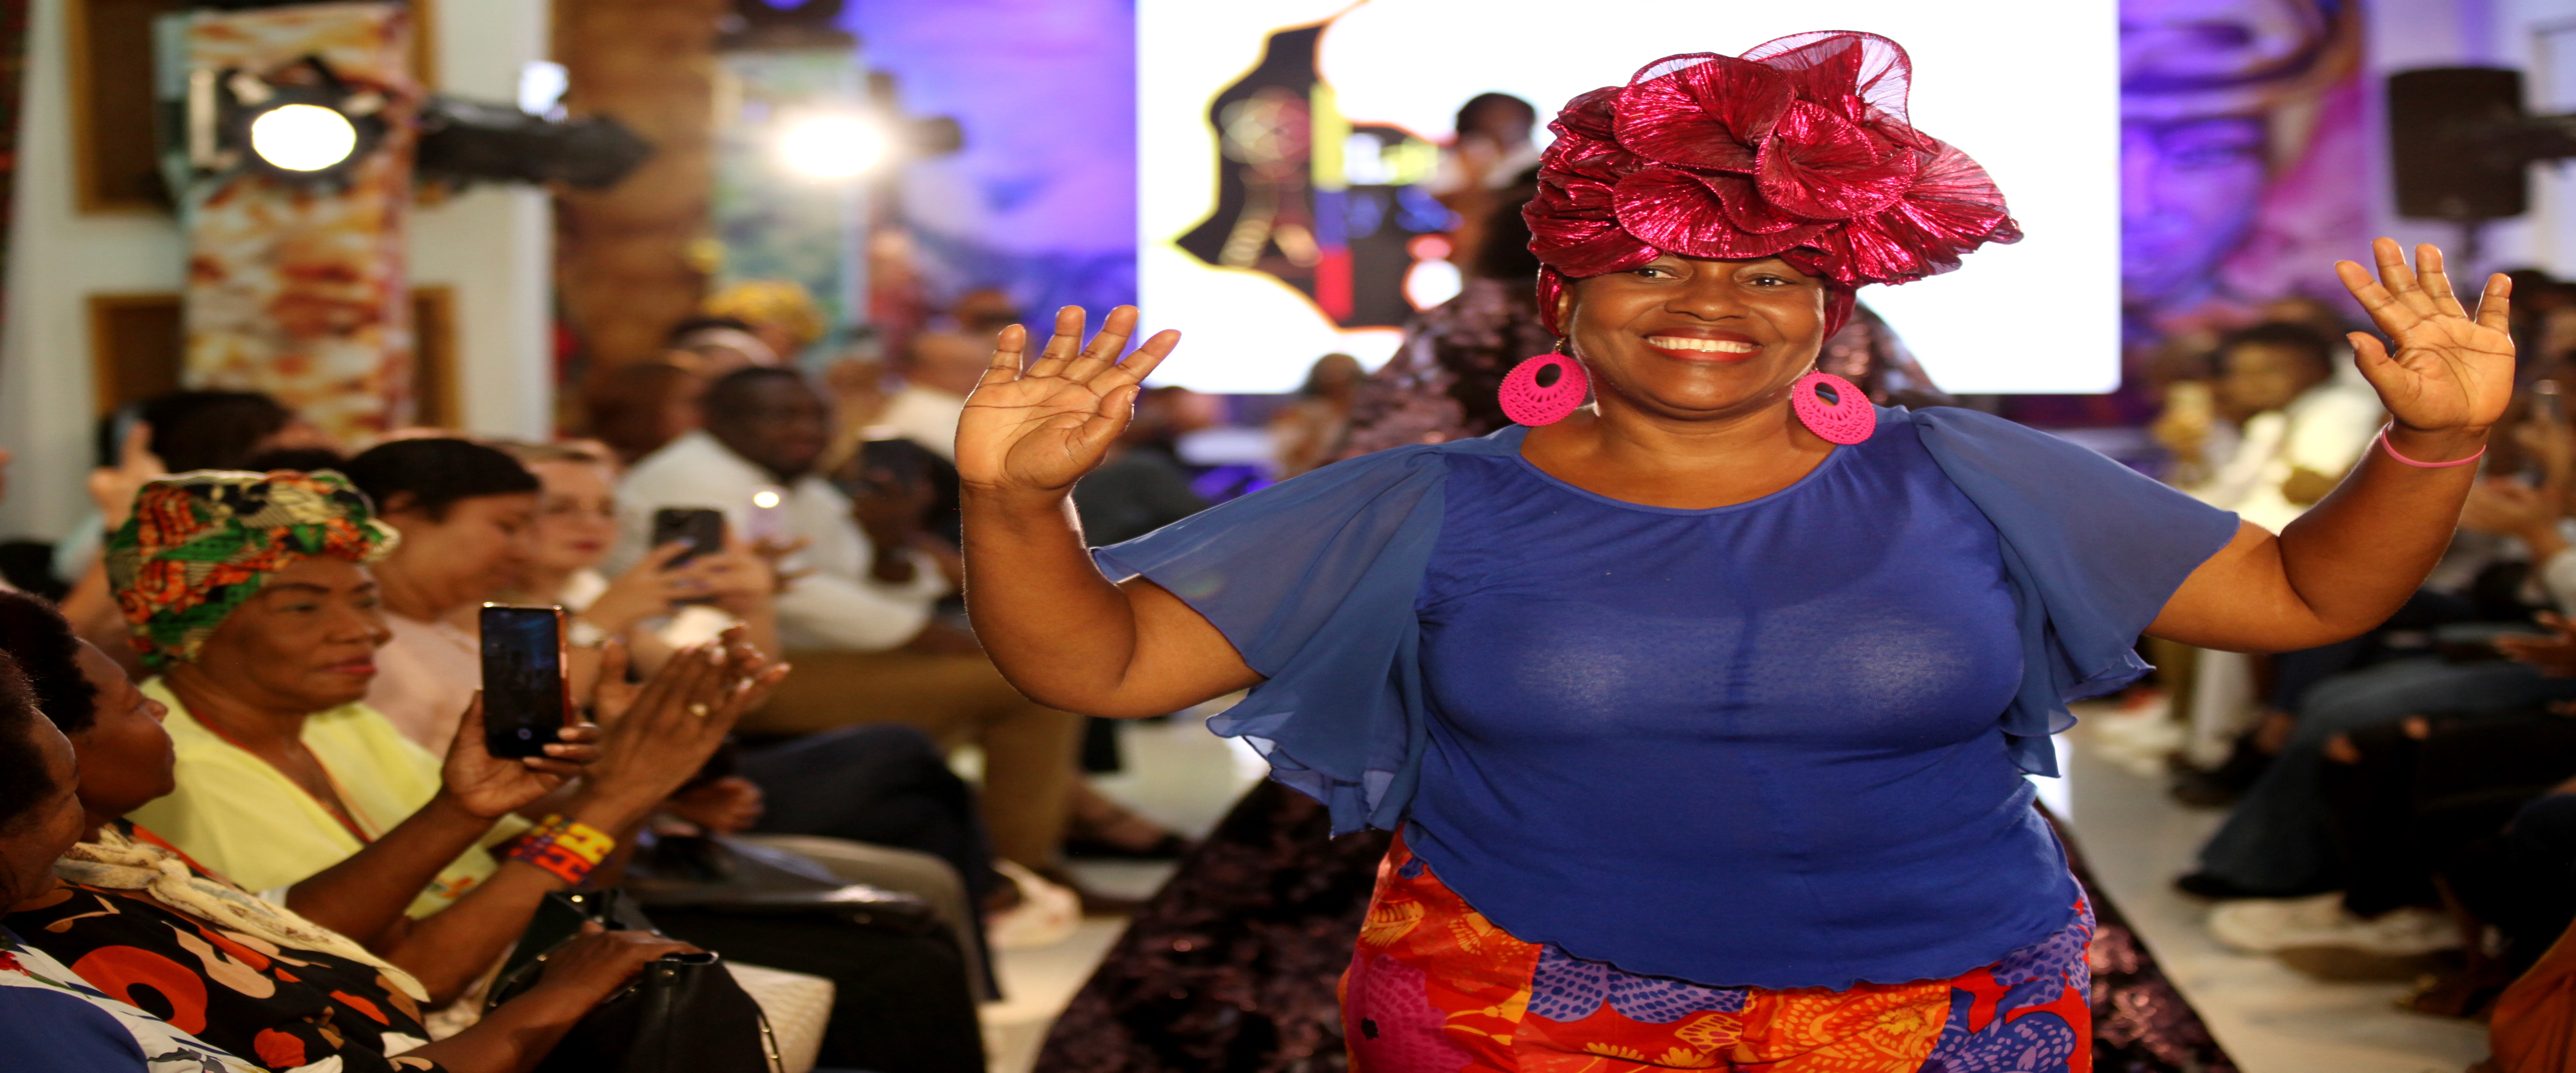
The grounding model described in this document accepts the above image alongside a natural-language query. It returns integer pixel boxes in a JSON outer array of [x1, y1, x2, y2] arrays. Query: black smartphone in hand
[[481, 604, 570, 759], [650, 507, 728, 567]]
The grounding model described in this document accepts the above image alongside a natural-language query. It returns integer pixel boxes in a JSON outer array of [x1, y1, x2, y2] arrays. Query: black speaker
[[2388, 67, 2529, 220]]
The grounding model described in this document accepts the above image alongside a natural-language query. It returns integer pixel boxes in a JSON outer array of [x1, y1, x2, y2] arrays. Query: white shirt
[[614, 431, 947, 652], [368, 611, 480, 753], [875, 385, 968, 461], [2187, 381, 2385, 534]]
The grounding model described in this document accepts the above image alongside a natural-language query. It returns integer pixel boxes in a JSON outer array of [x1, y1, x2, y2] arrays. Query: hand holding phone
[[650, 507, 728, 568], [481, 604, 572, 759]]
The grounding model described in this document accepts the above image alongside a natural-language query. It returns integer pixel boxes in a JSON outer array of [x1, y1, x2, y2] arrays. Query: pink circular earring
[[1499, 349, 1590, 426], [1791, 371, 1875, 444]]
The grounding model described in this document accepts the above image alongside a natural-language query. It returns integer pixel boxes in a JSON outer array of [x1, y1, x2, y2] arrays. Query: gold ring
[[688, 703, 711, 718]]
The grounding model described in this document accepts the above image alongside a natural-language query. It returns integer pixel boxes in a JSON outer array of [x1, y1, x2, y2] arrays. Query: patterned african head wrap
[[104, 470, 398, 671]]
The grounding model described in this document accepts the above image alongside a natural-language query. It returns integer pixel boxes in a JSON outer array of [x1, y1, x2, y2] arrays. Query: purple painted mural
[[845, 0, 1138, 322]]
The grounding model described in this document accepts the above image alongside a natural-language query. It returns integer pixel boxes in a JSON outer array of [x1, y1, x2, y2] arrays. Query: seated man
[[614, 367, 1091, 878]]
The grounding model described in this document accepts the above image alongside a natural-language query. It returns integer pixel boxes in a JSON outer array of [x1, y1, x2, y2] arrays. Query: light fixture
[[415, 97, 652, 191], [247, 103, 358, 172], [181, 56, 652, 193], [778, 115, 886, 179], [187, 57, 389, 188]]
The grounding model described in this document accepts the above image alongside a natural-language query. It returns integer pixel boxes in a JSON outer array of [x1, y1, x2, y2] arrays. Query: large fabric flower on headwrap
[[104, 470, 398, 671], [1526, 32, 2020, 330]]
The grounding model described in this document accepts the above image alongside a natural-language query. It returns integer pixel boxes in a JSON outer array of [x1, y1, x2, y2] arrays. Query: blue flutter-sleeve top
[[1094, 406, 2238, 989]]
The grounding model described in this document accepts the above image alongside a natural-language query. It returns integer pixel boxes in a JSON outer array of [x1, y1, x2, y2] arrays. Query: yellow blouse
[[126, 679, 529, 918]]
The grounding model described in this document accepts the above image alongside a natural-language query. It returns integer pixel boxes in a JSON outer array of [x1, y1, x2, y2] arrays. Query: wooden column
[[552, 0, 728, 371]]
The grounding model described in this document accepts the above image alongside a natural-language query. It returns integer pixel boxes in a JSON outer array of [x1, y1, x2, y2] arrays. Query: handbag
[[490, 889, 782, 1073], [622, 832, 941, 934]]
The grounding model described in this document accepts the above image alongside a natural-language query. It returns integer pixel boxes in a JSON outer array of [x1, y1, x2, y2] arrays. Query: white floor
[[977, 705, 2497, 1073], [2059, 705, 2491, 1073]]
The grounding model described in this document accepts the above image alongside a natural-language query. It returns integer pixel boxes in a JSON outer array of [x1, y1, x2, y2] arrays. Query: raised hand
[[437, 695, 600, 821], [956, 305, 1181, 494], [2335, 238, 2514, 439]]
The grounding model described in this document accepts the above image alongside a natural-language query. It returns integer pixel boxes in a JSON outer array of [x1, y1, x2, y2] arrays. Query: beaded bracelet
[[503, 814, 617, 886]]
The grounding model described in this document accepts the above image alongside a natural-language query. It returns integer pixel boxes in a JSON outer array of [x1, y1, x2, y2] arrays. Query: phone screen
[[651, 507, 727, 567], [481, 604, 568, 758]]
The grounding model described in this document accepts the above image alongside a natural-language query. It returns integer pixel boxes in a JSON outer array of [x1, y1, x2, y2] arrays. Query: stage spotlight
[[248, 103, 359, 171], [778, 115, 886, 179], [184, 56, 653, 193], [189, 58, 389, 187]]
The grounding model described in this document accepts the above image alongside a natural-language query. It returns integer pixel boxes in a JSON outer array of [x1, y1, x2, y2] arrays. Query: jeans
[[2194, 657, 2576, 894]]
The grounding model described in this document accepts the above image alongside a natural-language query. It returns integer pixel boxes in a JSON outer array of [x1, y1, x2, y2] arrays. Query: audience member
[[702, 280, 827, 366], [1074, 386, 1213, 546], [98, 470, 767, 1003], [616, 368, 1176, 886], [494, 441, 778, 669], [1338, 169, 1548, 458], [497, 441, 1004, 962], [2173, 322, 2384, 532], [876, 329, 992, 462], [1425, 92, 1539, 271], [0, 651, 268, 1073], [1816, 304, 1955, 410], [1271, 354, 1362, 478], [949, 287, 1024, 337], [666, 315, 780, 376], [340, 439, 542, 752], [0, 589, 698, 1073], [582, 359, 706, 465]]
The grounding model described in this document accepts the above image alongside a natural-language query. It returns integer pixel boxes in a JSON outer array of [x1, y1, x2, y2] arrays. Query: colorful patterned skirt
[[1342, 835, 2094, 1072]]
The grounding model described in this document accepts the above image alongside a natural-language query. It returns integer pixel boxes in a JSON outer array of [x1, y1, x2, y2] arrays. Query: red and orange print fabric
[[1343, 835, 2092, 1072]]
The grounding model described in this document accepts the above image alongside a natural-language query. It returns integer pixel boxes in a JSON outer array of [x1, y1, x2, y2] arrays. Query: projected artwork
[[1172, 25, 1453, 329], [1140, 0, 2120, 395], [2122, 0, 2364, 333], [1977, 0, 2370, 426]]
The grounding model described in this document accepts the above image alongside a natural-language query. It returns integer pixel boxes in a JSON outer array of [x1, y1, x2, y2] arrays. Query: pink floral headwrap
[[1526, 32, 2021, 337]]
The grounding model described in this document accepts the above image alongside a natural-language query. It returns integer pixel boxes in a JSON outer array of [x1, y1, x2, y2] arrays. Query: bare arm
[[2149, 240, 2512, 652], [296, 642, 778, 1003], [960, 307, 1262, 717]]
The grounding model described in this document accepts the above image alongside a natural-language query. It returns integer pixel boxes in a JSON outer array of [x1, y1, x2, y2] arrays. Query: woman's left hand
[[2337, 238, 2515, 443]]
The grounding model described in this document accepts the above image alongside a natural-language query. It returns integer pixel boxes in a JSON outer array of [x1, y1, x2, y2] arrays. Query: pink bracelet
[[2376, 425, 2486, 469]]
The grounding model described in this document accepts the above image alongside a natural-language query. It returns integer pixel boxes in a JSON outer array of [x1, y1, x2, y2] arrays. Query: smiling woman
[[960, 30, 2517, 1073]]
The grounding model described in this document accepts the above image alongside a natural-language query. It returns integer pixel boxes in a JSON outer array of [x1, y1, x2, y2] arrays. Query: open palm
[[2337, 238, 2515, 433], [957, 305, 1180, 494]]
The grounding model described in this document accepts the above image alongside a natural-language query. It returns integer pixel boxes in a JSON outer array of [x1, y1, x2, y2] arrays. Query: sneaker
[[2208, 894, 2459, 956]]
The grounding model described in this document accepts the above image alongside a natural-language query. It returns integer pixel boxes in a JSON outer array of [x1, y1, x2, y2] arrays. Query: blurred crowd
[[19, 78, 2576, 1073], [2099, 268, 2576, 1038], [0, 279, 1237, 1073]]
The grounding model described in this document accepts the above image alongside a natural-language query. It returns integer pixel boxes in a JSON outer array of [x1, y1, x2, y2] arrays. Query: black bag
[[622, 832, 940, 934], [490, 889, 781, 1073], [621, 834, 987, 1071]]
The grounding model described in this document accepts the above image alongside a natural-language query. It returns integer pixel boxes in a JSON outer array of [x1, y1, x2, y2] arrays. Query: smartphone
[[746, 486, 790, 546], [480, 604, 570, 759], [651, 507, 727, 567]]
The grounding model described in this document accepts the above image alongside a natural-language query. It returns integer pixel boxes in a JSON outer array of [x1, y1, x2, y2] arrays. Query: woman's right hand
[[571, 634, 787, 828], [956, 305, 1180, 495], [516, 924, 701, 1015]]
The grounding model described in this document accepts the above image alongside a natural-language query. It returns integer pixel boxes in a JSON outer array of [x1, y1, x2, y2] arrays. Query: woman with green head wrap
[[104, 469, 781, 1005]]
